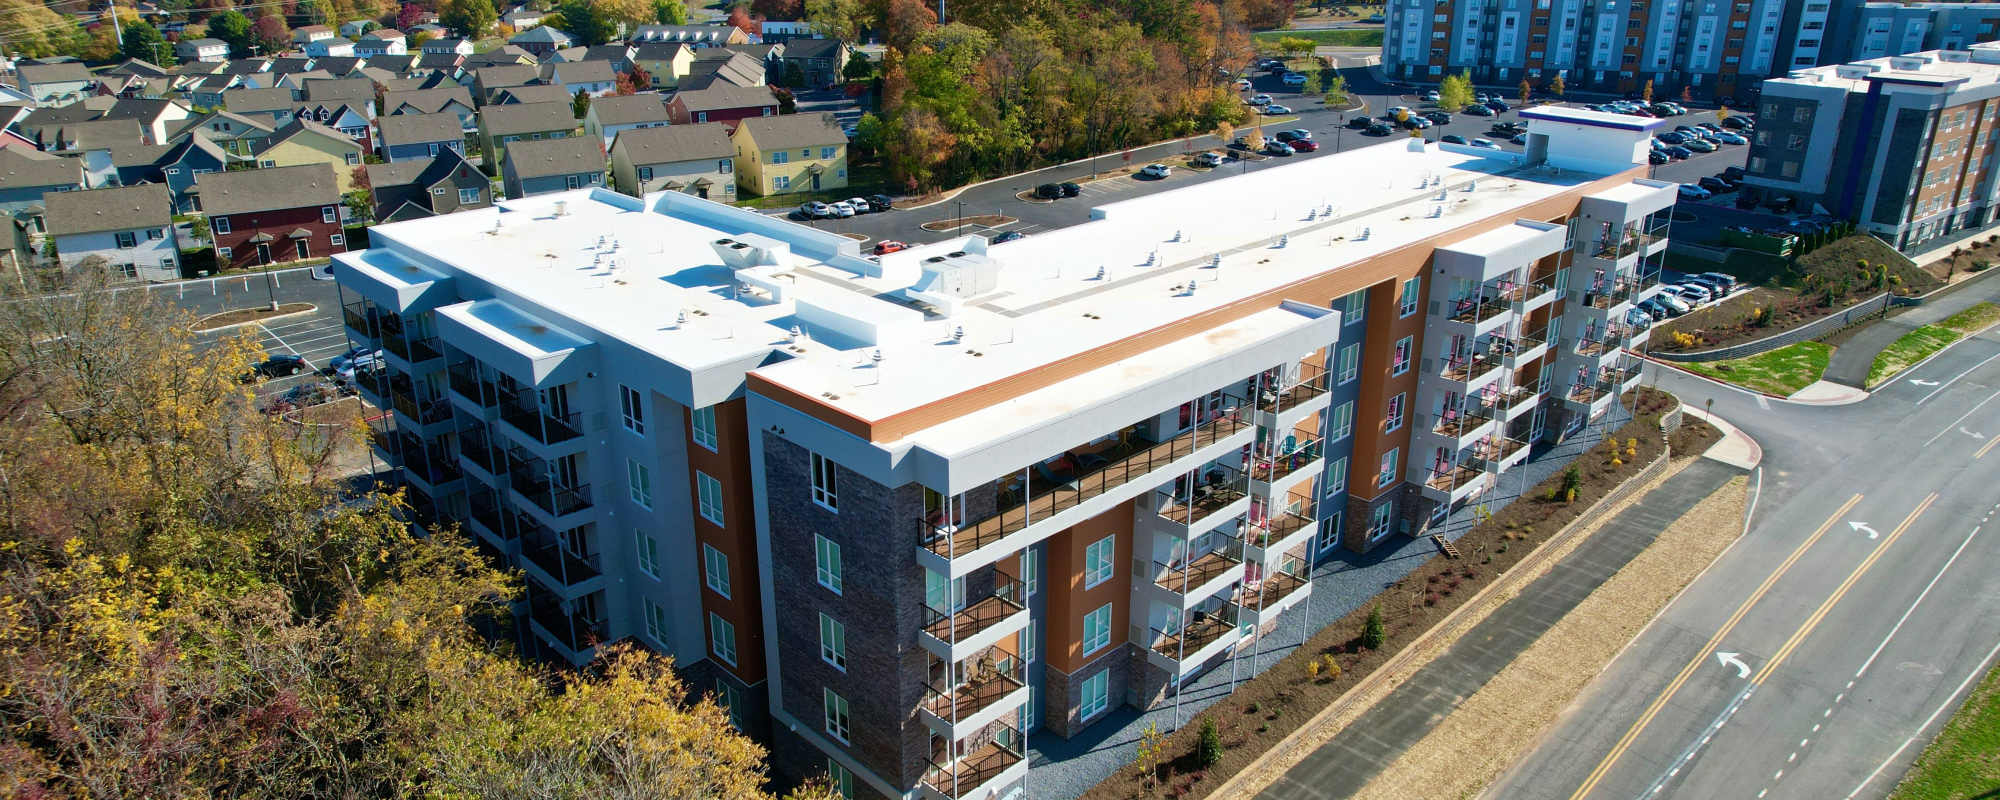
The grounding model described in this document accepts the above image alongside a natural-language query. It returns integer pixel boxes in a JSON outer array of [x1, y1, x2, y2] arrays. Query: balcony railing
[[522, 524, 600, 587], [1574, 329, 1629, 357], [1474, 435, 1529, 464], [1497, 276, 1557, 307], [1440, 352, 1501, 382], [1245, 509, 1313, 549], [1582, 280, 1640, 310], [1500, 381, 1541, 414], [1445, 295, 1511, 325], [1431, 406, 1496, 438], [1254, 362, 1331, 414], [919, 403, 1251, 560], [403, 445, 462, 486], [1233, 566, 1308, 611], [499, 390, 584, 446], [458, 425, 505, 476], [448, 359, 500, 407], [1425, 461, 1485, 492], [392, 386, 454, 426], [1249, 438, 1323, 484], [1491, 326, 1546, 360], [1153, 533, 1245, 594], [353, 364, 388, 397], [510, 468, 592, 518], [528, 589, 606, 654], [1568, 377, 1618, 404], [1156, 464, 1247, 527], [921, 576, 1026, 648], [1151, 607, 1238, 661], [368, 419, 397, 457], [341, 302, 377, 338], [921, 724, 1025, 800], [922, 659, 1027, 726], [467, 490, 514, 539]]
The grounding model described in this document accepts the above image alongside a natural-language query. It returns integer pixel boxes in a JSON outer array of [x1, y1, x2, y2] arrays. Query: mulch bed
[[191, 302, 315, 332], [1082, 388, 1716, 799], [1919, 233, 2000, 282]]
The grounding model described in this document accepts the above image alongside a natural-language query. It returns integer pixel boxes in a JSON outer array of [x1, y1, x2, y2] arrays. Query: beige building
[[730, 113, 846, 197]]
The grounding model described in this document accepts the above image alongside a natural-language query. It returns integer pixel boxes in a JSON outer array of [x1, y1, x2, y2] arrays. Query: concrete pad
[[1786, 379, 1870, 405], [1683, 407, 1762, 470]]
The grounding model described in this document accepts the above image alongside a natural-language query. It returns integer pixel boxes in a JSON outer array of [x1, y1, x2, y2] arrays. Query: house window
[[619, 384, 645, 433], [1080, 670, 1109, 720], [814, 533, 842, 593], [1082, 603, 1112, 655], [635, 529, 660, 578], [800, 148, 810, 158], [774, 176, 791, 190], [627, 458, 652, 508], [1326, 456, 1348, 495], [1377, 447, 1400, 488], [432, 186, 448, 196], [1022, 550, 1038, 595], [1330, 400, 1355, 440], [1391, 336, 1412, 376], [691, 405, 718, 450], [820, 146, 836, 159], [819, 613, 846, 669], [459, 187, 481, 204], [1399, 276, 1421, 316], [344, 152, 359, 165], [696, 471, 724, 525], [810, 452, 838, 510], [719, 158, 732, 173], [212, 217, 231, 234], [115, 231, 137, 248], [645, 598, 669, 643], [260, 160, 276, 167], [638, 166, 654, 181], [826, 760, 854, 800], [708, 612, 736, 665], [428, 142, 440, 156], [772, 150, 790, 164], [1386, 393, 1405, 432], [1338, 343, 1360, 383], [1084, 535, 1115, 588], [703, 543, 730, 597], [321, 206, 337, 224], [565, 175, 581, 190], [329, 233, 344, 246], [696, 112, 708, 122], [217, 246, 232, 258], [823, 689, 850, 744]]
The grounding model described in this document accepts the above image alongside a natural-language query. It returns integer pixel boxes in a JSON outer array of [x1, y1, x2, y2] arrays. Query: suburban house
[[111, 134, 227, 214], [252, 119, 366, 191], [18, 63, 93, 104], [222, 59, 272, 77], [582, 93, 670, 148], [608, 122, 733, 198], [510, 26, 575, 58], [365, 148, 491, 221], [490, 85, 572, 105], [0, 149, 85, 236], [338, 20, 373, 38], [500, 135, 605, 199], [500, 7, 546, 29], [732, 112, 846, 196], [759, 19, 816, 41], [291, 104, 372, 152], [303, 38, 358, 58], [631, 24, 750, 48], [99, 97, 192, 146], [301, 78, 377, 117], [44, 183, 180, 281], [356, 29, 409, 57], [188, 73, 259, 109], [477, 101, 576, 168], [292, 25, 336, 47], [679, 50, 767, 90], [632, 43, 696, 88], [577, 44, 636, 73], [197, 163, 346, 269], [43, 118, 146, 155], [423, 38, 475, 56], [472, 65, 540, 103], [461, 46, 537, 69], [666, 84, 778, 129], [384, 86, 477, 131], [222, 87, 300, 126], [170, 110, 272, 160], [781, 37, 850, 88], [175, 38, 230, 63], [411, 52, 466, 79], [378, 112, 466, 162], [539, 61, 617, 97]]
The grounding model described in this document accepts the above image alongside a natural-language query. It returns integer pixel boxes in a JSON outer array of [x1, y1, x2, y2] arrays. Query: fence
[[1651, 291, 1922, 363]]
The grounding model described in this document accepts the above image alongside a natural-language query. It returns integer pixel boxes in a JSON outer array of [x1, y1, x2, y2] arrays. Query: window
[[115, 231, 137, 248], [1020, 620, 1037, 662], [1326, 456, 1348, 495], [696, 112, 708, 123], [217, 246, 232, 258], [1385, 393, 1405, 432], [459, 187, 481, 204], [1391, 336, 1412, 376], [801, 148, 810, 158], [774, 175, 791, 190], [146, 227, 164, 241], [696, 471, 724, 525], [810, 452, 838, 510], [343, 152, 359, 165], [708, 612, 736, 665], [691, 405, 718, 451], [428, 142, 440, 156], [1080, 670, 1109, 720], [619, 385, 644, 434], [212, 217, 231, 234], [1338, 343, 1360, 383], [815, 533, 843, 593], [1022, 550, 1039, 595], [645, 598, 669, 643], [1369, 501, 1397, 541], [1399, 277, 1421, 316], [1330, 401, 1355, 440], [627, 459, 653, 508], [819, 613, 846, 669], [432, 186, 448, 196], [820, 145, 836, 159], [772, 150, 790, 164], [1082, 603, 1112, 655], [823, 688, 850, 743], [164, 167, 181, 175], [321, 206, 337, 224], [1377, 447, 1400, 488], [260, 160, 276, 167], [329, 233, 343, 247], [826, 759, 854, 800], [719, 158, 732, 173], [636, 529, 660, 577], [1084, 535, 1115, 588], [702, 542, 731, 597], [1020, 687, 1038, 731]]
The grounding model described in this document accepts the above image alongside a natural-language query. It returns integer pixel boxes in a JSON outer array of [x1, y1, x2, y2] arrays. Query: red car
[[1290, 139, 1319, 152], [873, 240, 908, 255]]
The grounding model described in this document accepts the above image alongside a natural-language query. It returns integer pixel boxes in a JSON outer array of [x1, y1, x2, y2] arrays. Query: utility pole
[[108, 8, 123, 54]]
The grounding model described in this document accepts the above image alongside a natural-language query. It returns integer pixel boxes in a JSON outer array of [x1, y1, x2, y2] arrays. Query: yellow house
[[250, 118, 365, 192], [632, 42, 697, 89], [731, 112, 848, 197]]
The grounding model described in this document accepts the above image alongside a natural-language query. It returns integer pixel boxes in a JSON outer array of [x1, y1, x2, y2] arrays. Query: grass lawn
[[1682, 341, 1834, 397], [1252, 29, 1384, 50], [1867, 302, 2000, 386], [1888, 657, 2000, 800]]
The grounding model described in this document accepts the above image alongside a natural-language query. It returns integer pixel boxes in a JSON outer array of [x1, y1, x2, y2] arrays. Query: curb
[[1681, 406, 1764, 470], [190, 303, 319, 334], [1861, 307, 2000, 390]]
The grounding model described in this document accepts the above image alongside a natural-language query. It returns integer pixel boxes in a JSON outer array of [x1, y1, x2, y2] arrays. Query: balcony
[[1420, 459, 1490, 504], [400, 440, 462, 491], [1579, 280, 1641, 312], [1153, 534, 1245, 601], [367, 418, 398, 461], [1444, 295, 1511, 326], [457, 424, 506, 482], [920, 725, 1027, 800], [918, 407, 1253, 566], [1573, 329, 1629, 358], [1499, 381, 1542, 420], [352, 364, 388, 405], [1231, 567, 1310, 625], [1567, 377, 1618, 405], [1476, 435, 1531, 470], [1155, 464, 1248, 533], [527, 587, 606, 660], [1438, 352, 1502, 386], [1254, 362, 1332, 419], [466, 489, 514, 542], [1149, 607, 1241, 674], [509, 468, 592, 520], [1244, 509, 1315, 563], [392, 386, 455, 429], [1495, 327, 1549, 367], [522, 524, 601, 589], [498, 390, 584, 448], [447, 359, 501, 410], [1249, 438, 1323, 488], [1499, 275, 1558, 312], [920, 660, 1030, 739], [1431, 406, 1496, 439], [382, 324, 444, 366], [342, 301, 378, 339], [919, 576, 1030, 660]]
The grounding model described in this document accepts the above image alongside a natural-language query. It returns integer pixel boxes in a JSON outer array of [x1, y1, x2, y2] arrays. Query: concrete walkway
[[1821, 273, 2000, 387], [1253, 459, 1741, 800]]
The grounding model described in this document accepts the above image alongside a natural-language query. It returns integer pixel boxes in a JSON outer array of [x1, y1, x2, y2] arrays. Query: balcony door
[[549, 453, 579, 489], [924, 568, 966, 615], [541, 384, 571, 419]]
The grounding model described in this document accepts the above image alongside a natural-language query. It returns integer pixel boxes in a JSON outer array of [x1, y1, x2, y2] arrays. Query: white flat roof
[[1441, 219, 1562, 257]]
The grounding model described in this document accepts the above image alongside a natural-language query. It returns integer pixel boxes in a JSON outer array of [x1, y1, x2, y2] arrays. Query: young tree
[[397, 1, 425, 29], [1196, 718, 1223, 768], [804, 0, 865, 42], [1716, 104, 1732, 122], [572, 88, 592, 119], [1549, 74, 1566, 97], [555, 0, 615, 45], [1323, 71, 1347, 107], [1642, 78, 1654, 104], [207, 9, 255, 56], [653, 0, 689, 24], [1518, 77, 1532, 106], [252, 13, 292, 56], [843, 49, 873, 81], [440, 0, 496, 38], [1362, 604, 1387, 649], [783, 61, 807, 87], [122, 19, 168, 62], [1437, 69, 1473, 112]]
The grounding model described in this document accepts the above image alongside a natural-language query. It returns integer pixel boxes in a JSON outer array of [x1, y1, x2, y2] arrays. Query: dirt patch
[[1354, 469, 1748, 800], [919, 214, 1017, 233], [1919, 232, 2000, 283], [191, 302, 316, 332], [1085, 391, 1693, 800]]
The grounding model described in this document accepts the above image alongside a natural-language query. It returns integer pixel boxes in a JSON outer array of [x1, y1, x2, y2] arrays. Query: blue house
[[377, 112, 465, 162], [113, 135, 228, 214]]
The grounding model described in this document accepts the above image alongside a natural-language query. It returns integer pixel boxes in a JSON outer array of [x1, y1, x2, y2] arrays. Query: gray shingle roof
[[505, 135, 602, 179], [303, 77, 374, 103], [19, 63, 92, 86], [223, 87, 298, 114], [542, 60, 614, 85], [588, 94, 671, 126], [385, 86, 472, 114], [735, 112, 845, 151], [480, 101, 576, 136], [611, 122, 731, 165], [511, 26, 574, 45], [378, 112, 463, 147], [671, 84, 777, 114], [0, 149, 80, 190], [494, 84, 571, 105], [195, 163, 339, 217], [475, 64, 539, 88], [45, 184, 172, 236]]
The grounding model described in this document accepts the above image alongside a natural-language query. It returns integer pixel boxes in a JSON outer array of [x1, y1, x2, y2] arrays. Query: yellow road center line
[[1976, 435, 2000, 460], [1753, 492, 1937, 685], [1565, 493, 1863, 800]]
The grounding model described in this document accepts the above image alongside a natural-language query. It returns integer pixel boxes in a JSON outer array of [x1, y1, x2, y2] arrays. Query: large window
[[823, 688, 850, 743], [1369, 501, 1397, 541], [1342, 291, 1366, 324], [635, 529, 660, 578], [1326, 456, 1348, 495], [819, 613, 846, 670], [703, 543, 730, 597], [1080, 670, 1109, 720], [708, 612, 736, 665], [826, 759, 853, 800], [1399, 276, 1421, 317], [1021, 620, 1037, 662], [1385, 393, 1405, 432], [1022, 550, 1039, 595], [1377, 447, 1400, 488], [627, 459, 652, 508], [1084, 535, 1115, 588], [645, 598, 669, 644], [810, 452, 838, 510], [815, 533, 842, 593], [697, 471, 724, 526], [1338, 343, 1360, 383], [691, 405, 718, 450], [1391, 336, 1412, 376], [1330, 401, 1355, 440], [1082, 603, 1112, 655], [619, 384, 645, 434]]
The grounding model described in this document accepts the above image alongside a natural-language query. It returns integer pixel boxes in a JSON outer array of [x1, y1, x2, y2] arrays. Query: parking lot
[[170, 266, 356, 398]]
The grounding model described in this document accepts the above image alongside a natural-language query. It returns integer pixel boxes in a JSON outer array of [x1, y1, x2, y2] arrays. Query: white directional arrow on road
[[1910, 379, 1941, 387], [1963, 427, 1987, 439], [1716, 651, 1751, 679], [1850, 521, 1880, 539]]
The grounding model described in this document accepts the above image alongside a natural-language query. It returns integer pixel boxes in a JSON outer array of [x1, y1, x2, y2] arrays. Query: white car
[[1264, 104, 1293, 115], [1233, 78, 1252, 90], [1281, 72, 1308, 85], [1140, 163, 1173, 178], [1424, 90, 1441, 102], [1248, 93, 1273, 106], [1653, 292, 1691, 314], [829, 201, 856, 218], [845, 197, 871, 214], [1193, 151, 1225, 167], [1469, 138, 1499, 149], [1671, 283, 1713, 303]]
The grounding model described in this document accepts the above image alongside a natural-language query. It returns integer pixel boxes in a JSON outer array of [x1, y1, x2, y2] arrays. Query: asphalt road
[[161, 266, 355, 397], [1484, 335, 2000, 800]]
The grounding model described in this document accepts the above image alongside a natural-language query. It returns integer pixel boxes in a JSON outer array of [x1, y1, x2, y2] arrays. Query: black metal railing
[[342, 302, 378, 338], [448, 359, 499, 407], [510, 470, 592, 518], [522, 523, 600, 587], [920, 576, 1027, 647], [499, 389, 584, 446], [1253, 362, 1331, 414]]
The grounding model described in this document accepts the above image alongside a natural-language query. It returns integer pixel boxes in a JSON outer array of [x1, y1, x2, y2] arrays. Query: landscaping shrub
[[1196, 719, 1222, 768], [1362, 605, 1386, 650]]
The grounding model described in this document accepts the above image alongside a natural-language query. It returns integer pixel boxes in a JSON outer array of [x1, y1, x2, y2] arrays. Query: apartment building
[[1828, 2, 2000, 66], [1741, 42, 2000, 249], [333, 106, 1673, 800]]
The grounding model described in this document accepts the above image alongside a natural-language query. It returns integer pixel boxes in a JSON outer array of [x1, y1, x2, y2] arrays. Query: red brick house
[[665, 84, 779, 131], [194, 163, 348, 270]]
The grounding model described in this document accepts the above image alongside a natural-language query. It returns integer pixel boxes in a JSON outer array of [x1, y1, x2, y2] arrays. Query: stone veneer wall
[[1042, 643, 1138, 739]]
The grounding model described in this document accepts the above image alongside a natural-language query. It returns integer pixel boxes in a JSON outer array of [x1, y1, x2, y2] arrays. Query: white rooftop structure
[[1775, 41, 2000, 93]]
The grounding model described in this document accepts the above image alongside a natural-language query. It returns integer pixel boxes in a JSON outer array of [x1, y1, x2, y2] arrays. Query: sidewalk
[[1252, 459, 1743, 799], [1820, 272, 2000, 387]]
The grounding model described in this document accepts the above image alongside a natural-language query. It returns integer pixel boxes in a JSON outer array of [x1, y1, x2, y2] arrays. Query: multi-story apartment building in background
[[1741, 42, 2000, 249], [1824, 2, 2000, 67], [334, 107, 1674, 800]]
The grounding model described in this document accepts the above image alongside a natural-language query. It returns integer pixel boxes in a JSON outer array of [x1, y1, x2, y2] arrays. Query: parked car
[[1402, 116, 1431, 129], [1233, 78, 1252, 90], [799, 200, 832, 218], [1139, 163, 1173, 178], [1657, 132, 1688, 145], [1713, 131, 1747, 145], [1469, 138, 1499, 149], [1698, 176, 1736, 193], [989, 230, 1026, 244], [1290, 139, 1319, 152], [1281, 72, 1308, 86], [1424, 90, 1441, 102], [1264, 141, 1295, 156], [1248, 93, 1273, 106], [1721, 116, 1754, 130], [1441, 134, 1469, 145], [866, 194, 895, 211], [1764, 195, 1795, 213], [1721, 166, 1746, 181], [1059, 182, 1081, 197], [1387, 105, 1410, 117], [1034, 183, 1062, 199], [1678, 183, 1713, 199], [333, 353, 381, 385], [1348, 116, 1375, 129], [872, 240, 908, 255], [1484, 99, 1510, 112], [1511, 133, 1528, 145], [1649, 150, 1669, 165], [1475, 93, 1492, 104], [1286, 128, 1313, 141], [1674, 124, 1700, 135], [1193, 151, 1226, 167], [1490, 122, 1526, 136], [1653, 292, 1691, 315], [844, 197, 871, 214], [1672, 283, 1714, 303], [1664, 145, 1693, 160], [1265, 104, 1293, 114], [1366, 122, 1394, 135], [1462, 103, 1495, 116], [1697, 272, 1740, 293], [241, 354, 308, 383], [1274, 130, 1303, 142], [1637, 298, 1670, 320], [1683, 138, 1718, 153], [324, 346, 379, 375], [1425, 111, 1453, 125]]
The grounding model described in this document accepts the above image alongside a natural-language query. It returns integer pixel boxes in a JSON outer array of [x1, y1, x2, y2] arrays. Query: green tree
[[121, 19, 167, 62], [0, 0, 84, 58], [1196, 718, 1223, 768], [556, 0, 615, 45], [805, 0, 866, 41], [1437, 69, 1473, 112], [1362, 604, 1386, 649], [206, 9, 255, 57], [653, 0, 689, 24], [1277, 34, 1314, 59], [1323, 71, 1347, 107], [843, 49, 873, 81], [441, 0, 497, 38], [572, 88, 592, 119], [1519, 78, 1532, 105], [783, 61, 807, 88]]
